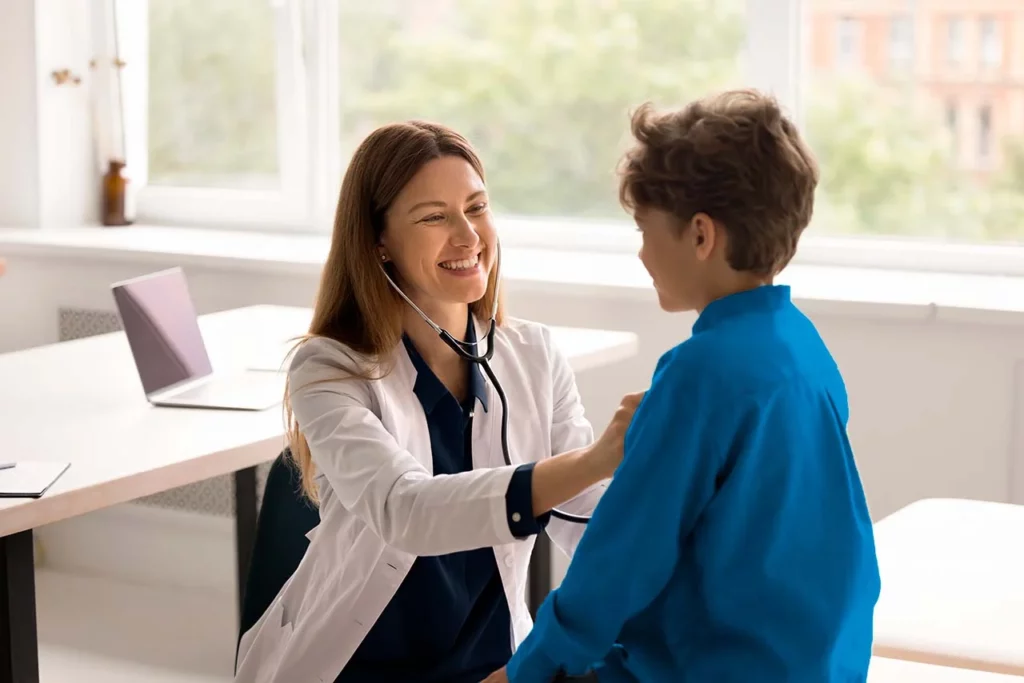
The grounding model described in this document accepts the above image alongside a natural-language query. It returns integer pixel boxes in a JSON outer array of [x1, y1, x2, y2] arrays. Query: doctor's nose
[[450, 213, 481, 248]]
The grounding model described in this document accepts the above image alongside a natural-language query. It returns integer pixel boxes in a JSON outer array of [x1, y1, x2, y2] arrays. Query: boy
[[484, 90, 881, 682]]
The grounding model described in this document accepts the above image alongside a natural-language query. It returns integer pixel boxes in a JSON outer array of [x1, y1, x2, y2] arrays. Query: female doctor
[[233, 120, 641, 683]]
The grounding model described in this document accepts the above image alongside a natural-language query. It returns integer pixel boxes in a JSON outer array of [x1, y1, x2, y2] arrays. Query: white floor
[[36, 570, 236, 683]]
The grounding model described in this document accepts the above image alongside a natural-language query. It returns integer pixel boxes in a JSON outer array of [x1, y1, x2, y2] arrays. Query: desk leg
[[234, 466, 258, 621], [0, 530, 38, 683], [528, 531, 552, 619]]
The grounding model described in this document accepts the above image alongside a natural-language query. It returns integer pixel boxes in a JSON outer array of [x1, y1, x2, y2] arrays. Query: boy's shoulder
[[656, 312, 841, 405]]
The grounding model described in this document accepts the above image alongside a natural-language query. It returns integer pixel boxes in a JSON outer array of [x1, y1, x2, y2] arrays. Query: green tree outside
[[149, 0, 1024, 240], [147, 0, 279, 189], [339, 0, 746, 218]]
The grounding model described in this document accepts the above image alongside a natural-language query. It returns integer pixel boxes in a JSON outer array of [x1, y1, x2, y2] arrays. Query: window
[[112, 0, 323, 228], [147, 1, 280, 190], [947, 16, 966, 65], [101, 0, 1024, 253], [888, 15, 914, 71], [978, 105, 993, 163], [806, 3, 1024, 242], [338, 0, 746, 222], [979, 17, 1002, 68], [836, 16, 862, 69]]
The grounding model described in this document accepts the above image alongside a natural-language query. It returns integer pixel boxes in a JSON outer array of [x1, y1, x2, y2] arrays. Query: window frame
[[887, 14, 914, 71], [109, 0, 339, 231], [947, 15, 966, 66], [836, 15, 863, 70], [95, 0, 1024, 275], [979, 16, 1002, 68]]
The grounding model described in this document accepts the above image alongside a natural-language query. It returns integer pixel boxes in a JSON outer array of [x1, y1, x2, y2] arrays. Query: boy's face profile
[[635, 206, 719, 313]]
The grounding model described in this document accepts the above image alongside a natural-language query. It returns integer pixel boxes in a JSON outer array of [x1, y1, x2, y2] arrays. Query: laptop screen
[[111, 268, 213, 395]]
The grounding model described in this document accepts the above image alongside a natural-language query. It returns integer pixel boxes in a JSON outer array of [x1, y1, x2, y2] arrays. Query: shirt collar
[[402, 315, 489, 414], [692, 284, 792, 335]]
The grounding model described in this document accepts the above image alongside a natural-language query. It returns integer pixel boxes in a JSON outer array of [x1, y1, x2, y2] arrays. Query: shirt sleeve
[[505, 463, 551, 538], [506, 349, 724, 683]]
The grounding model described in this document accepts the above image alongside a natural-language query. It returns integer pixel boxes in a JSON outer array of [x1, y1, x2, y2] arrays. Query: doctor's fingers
[[609, 395, 643, 431], [620, 391, 645, 408], [479, 666, 509, 683]]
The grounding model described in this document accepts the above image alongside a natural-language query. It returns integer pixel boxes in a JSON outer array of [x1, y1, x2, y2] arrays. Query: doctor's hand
[[480, 666, 509, 683], [589, 391, 645, 478]]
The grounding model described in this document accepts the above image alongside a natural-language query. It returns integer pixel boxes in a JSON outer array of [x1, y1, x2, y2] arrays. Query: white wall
[[0, 0, 96, 229], [0, 0, 40, 225], [4, 250, 1022, 527], [32, 0, 99, 227], [4, 248, 1024, 590], [2, 0, 1022, 592]]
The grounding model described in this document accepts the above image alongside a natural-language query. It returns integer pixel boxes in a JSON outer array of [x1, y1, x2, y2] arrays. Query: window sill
[[4, 225, 1024, 328]]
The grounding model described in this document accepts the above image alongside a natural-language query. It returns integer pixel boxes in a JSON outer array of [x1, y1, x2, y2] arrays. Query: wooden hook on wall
[[51, 69, 82, 86]]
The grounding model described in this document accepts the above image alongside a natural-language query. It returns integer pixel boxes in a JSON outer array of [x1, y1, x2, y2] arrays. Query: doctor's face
[[379, 156, 496, 313]]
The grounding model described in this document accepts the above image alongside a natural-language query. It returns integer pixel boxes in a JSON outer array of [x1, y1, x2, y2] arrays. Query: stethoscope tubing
[[380, 243, 590, 524]]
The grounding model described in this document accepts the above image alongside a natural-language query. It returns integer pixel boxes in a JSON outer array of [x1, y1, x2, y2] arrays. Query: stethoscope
[[379, 244, 590, 525]]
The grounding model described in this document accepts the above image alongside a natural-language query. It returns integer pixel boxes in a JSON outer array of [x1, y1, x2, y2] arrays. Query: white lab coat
[[234, 316, 605, 683]]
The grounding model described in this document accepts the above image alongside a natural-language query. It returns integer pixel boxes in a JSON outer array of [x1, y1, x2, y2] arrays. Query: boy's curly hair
[[619, 89, 819, 276]]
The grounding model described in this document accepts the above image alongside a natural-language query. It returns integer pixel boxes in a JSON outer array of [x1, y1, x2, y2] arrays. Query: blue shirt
[[338, 319, 548, 683], [507, 285, 881, 683]]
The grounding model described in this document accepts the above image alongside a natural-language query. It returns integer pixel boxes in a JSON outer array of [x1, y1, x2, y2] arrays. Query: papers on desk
[[0, 461, 70, 498]]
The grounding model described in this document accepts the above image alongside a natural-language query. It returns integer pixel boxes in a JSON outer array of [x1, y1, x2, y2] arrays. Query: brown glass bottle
[[101, 159, 133, 226]]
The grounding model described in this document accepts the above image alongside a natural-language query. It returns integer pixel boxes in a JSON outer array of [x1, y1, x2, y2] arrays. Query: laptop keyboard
[[169, 372, 286, 404]]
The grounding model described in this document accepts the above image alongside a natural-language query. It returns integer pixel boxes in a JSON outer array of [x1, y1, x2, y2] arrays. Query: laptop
[[111, 267, 286, 411]]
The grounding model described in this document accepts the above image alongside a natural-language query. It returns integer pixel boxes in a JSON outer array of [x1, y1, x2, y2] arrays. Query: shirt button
[[505, 554, 515, 567], [511, 512, 522, 523]]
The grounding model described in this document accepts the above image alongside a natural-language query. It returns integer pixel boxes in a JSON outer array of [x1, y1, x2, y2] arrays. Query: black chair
[[236, 448, 320, 655], [235, 451, 595, 681]]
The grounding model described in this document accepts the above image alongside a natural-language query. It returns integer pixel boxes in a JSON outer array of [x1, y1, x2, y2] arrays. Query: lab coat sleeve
[[539, 324, 605, 559], [506, 349, 722, 683], [288, 338, 520, 557]]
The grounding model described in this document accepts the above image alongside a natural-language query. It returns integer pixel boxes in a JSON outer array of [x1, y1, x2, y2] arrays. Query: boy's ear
[[691, 212, 716, 260]]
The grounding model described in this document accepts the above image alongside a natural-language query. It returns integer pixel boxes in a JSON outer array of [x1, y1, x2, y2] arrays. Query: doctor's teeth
[[440, 257, 479, 270]]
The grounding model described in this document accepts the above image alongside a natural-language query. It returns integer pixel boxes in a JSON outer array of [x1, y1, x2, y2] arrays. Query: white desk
[[869, 657, 1024, 682], [0, 304, 638, 683], [872, 498, 1024, 676]]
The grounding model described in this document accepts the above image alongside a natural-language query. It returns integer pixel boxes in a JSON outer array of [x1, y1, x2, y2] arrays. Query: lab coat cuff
[[506, 463, 551, 538]]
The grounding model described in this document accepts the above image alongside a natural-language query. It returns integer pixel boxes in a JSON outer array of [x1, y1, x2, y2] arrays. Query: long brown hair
[[286, 121, 505, 502]]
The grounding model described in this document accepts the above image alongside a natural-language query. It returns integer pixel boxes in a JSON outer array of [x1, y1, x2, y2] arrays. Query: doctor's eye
[[467, 202, 488, 215], [418, 213, 445, 224]]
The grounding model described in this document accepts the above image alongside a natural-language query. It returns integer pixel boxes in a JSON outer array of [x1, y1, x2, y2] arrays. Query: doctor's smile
[[437, 252, 483, 276]]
